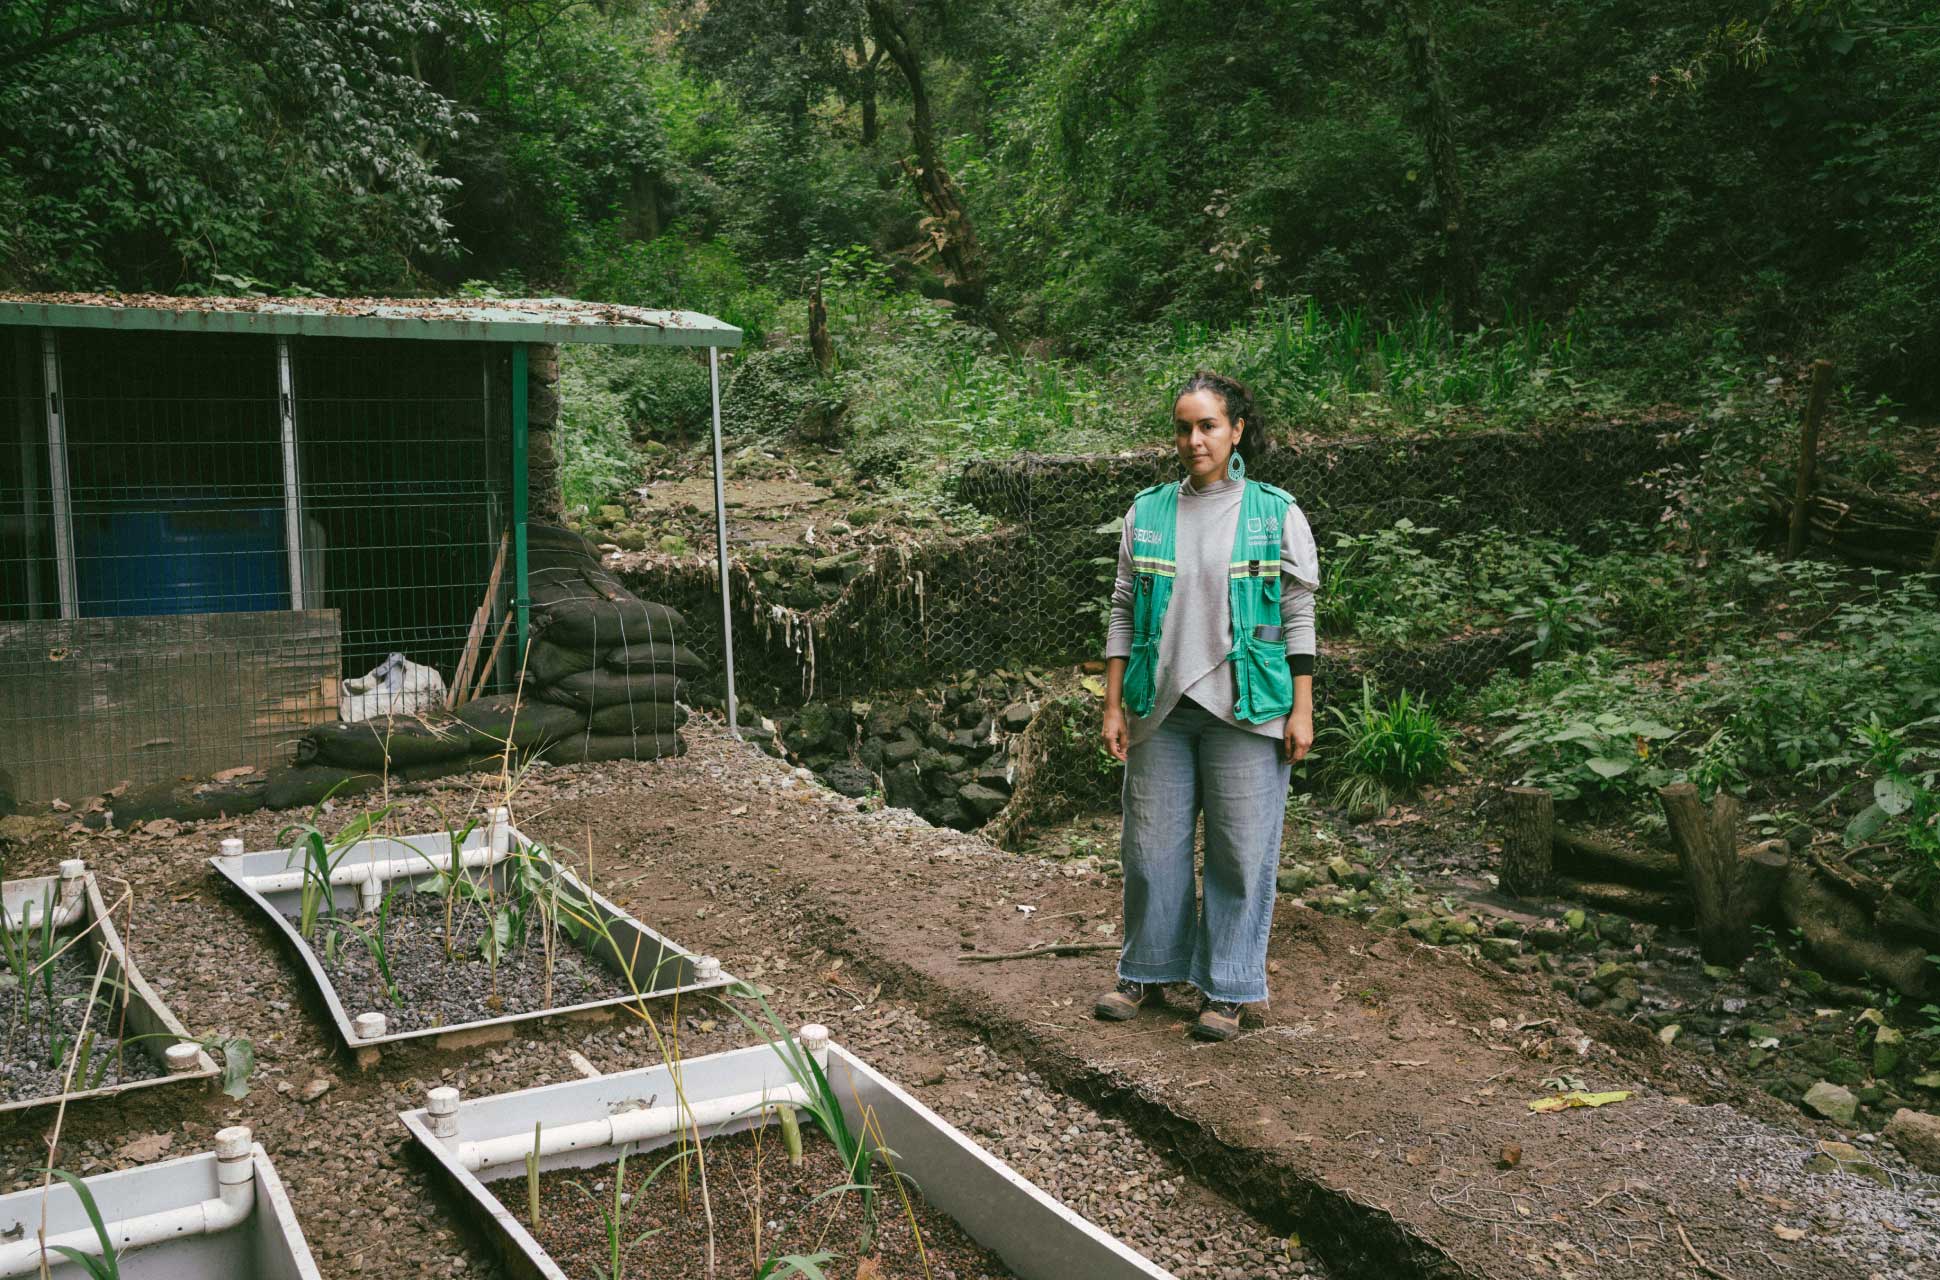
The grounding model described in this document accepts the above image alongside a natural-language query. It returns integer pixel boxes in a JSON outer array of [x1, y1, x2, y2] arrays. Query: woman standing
[[1095, 371, 1318, 1042]]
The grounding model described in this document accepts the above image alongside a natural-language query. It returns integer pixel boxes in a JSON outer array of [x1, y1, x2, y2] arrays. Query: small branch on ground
[[1676, 1221, 1737, 1280], [960, 942, 1120, 963]]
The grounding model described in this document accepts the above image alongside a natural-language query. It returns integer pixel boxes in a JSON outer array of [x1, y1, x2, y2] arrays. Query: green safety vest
[[1122, 476, 1296, 723]]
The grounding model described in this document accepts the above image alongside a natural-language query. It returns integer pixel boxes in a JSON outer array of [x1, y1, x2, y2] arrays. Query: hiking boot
[[1191, 998, 1244, 1042], [1094, 978, 1161, 1022]]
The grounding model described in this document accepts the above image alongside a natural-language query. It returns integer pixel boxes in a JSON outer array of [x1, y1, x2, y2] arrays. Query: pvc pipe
[[11, 860, 88, 932], [219, 838, 245, 859], [458, 1084, 811, 1173], [797, 1023, 831, 1069], [488, 807, 512, 855], [237, 846, 500, 897], [0, 1128, 255, 1277], [427, 1087, 461, 1140]]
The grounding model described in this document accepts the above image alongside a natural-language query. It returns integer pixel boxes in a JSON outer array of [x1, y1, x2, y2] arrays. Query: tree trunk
[[1392, 0, 1476, 330], [1499, 786, 1553, 897], [866, 0, 1006, 341], [809, 277, 835, 377], [785, 0, 810, 129], [854, 31, 882, 147], [1787, 358, 1836, 559], [1658, 782, 1759, 964]]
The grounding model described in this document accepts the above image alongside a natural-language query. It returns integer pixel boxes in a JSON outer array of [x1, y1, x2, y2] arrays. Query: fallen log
[[1782, 867, 1934, 999], [1551, 827, 1682, 888], [1553, 877, 1691, 926]]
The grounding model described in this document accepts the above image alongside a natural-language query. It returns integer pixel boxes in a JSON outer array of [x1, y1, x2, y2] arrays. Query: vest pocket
[[1124, 636, 1160, 717], [1233, 636, 1293, 723]]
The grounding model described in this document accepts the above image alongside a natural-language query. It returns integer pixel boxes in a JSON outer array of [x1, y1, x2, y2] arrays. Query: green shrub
[[1488, 653, 1682, 804], [557, 346, 639, 513], [1322, 680, 1455, 814]]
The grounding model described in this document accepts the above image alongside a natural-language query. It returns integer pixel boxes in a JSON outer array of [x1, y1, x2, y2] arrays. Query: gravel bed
[[939, 1041, 1316, 1279], [0, 937, 164, 1105], [1688, 1108, 1940, 1278], [511, 1126, 1016, 1280], [304, 891, 635, 1034]]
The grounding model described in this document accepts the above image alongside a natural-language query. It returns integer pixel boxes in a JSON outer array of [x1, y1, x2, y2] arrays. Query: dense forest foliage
[[3, 0, 1936, 404]]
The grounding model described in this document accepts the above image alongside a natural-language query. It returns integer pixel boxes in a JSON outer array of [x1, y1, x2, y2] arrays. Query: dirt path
[[527, 724, 1940, 1280]]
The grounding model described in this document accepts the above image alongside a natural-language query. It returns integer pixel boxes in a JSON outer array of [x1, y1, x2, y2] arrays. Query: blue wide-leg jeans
[[1117, 699, 1292, 1004]]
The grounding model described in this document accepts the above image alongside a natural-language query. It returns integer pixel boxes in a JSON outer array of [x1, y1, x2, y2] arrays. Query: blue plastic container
[[75, 500, 289, 616]]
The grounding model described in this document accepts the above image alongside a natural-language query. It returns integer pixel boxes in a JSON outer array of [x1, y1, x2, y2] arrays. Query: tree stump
[[1658, 783, 1788, 963], [1499, 786, 1553, 897]]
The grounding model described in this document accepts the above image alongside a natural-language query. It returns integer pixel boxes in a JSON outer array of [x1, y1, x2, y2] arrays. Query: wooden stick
[[1786, 358, 1835, 559], [1676, 1222, 1737, 1280], [960, 942, 1120, 963], [450, 532, 509, 707], [469, 612, 514, 704]]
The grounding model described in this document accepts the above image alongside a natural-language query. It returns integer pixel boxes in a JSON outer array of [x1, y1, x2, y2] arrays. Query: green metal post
[[511, 345, 530, 662]]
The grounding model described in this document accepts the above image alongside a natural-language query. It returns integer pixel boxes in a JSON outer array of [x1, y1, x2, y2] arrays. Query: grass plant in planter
[[0, 1127, 321, 1279], [400, 1003, 1176, 1280], [1, 858, 232, 1113], [209, 806, 734, 1062]]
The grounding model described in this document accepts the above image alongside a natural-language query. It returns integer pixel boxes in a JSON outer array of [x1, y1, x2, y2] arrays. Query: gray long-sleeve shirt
[[1105, 475, 1319, 746]]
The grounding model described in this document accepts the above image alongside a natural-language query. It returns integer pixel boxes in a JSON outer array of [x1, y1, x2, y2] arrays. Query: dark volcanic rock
[[822, 761, 877, 798]]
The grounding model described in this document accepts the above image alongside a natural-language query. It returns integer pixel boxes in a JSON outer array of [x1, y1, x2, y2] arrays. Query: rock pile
[[297, 524, 703, 773], [763, 672, 1051, 831]]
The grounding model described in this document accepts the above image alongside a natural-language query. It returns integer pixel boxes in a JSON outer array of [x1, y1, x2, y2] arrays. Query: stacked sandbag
[[297, 712, 490, 773], [522, 523, 700, 763]]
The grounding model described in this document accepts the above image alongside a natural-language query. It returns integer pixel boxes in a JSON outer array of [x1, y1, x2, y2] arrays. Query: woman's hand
[[1284, 705, 1313, 764], [1101, 656, 1131, 762], [1102, 703, 1130, 762]]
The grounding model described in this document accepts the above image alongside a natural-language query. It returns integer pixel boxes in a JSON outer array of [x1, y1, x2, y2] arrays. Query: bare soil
[[511, 1126, 1015, 1280]]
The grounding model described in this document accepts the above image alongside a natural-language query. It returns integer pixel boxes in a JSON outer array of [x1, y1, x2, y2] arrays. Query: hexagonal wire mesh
[[645, 418, 1701, 717]]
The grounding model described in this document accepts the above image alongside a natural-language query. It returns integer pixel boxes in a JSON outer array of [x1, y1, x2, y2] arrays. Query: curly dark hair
[[1173, 369, 1268, 462]]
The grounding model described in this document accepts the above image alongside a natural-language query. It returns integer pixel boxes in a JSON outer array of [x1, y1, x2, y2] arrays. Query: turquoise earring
[[1227, 448, 1246, 482]]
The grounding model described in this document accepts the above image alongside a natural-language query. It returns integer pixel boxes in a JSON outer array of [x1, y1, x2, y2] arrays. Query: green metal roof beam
[[0, 297, 742, 348]]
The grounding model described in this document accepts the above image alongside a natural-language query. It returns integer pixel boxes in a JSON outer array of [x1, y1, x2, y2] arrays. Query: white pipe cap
[[164, 1043, 201, 1073], [692, 955, 722, 982], [353, 1012, 387, 1040], [797, 1023, 830, 1055], [214, 1126, 253, 1159], [219, 838, 245, 858], [427, 1086, 461, 1115], [58, 859, 86, 879]]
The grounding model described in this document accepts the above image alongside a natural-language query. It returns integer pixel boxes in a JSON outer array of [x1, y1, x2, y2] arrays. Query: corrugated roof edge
[[0, 293, 742, 348]]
